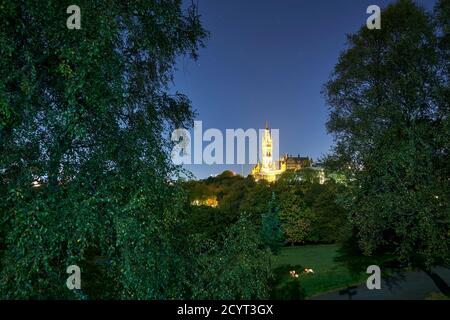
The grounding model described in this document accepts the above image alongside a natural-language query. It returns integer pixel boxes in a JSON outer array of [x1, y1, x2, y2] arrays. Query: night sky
[[172, 0, 436, 179]]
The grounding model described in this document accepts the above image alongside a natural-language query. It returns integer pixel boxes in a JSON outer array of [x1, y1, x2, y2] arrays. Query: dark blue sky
[[172, 0, 436, 179]]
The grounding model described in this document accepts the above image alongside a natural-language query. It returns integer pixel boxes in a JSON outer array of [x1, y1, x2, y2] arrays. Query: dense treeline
[[185, 169, 348, 246]]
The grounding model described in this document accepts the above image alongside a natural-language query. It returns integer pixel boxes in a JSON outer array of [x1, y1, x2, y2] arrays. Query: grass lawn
[[271, 244, 395, 299]]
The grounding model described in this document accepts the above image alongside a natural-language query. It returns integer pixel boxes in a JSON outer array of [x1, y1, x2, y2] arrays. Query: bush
[[270, 264, 306, 300]]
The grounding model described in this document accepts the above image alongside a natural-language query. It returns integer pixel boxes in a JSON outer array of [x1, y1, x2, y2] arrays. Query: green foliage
[[186, 169, 348, 250], [187, 169, 348, 246], [324, 0, 450, 268], [185, 173, 261, 230], [271, 276, 306, 300], [279, 191, 312, 245], [261, 193, 284, 253], [192, 214, 271, 299], [239, 179, 272, 217], [309, 183, 348, 243], [188, 205, 229, 240], [0, 0, 210, 299], [274, 171, 348, 244], [0, 1, 273, 300], [280, 278, 306, 300]]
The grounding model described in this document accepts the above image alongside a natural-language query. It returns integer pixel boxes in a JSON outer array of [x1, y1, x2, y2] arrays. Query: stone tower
[[262, 121, 273, 171]]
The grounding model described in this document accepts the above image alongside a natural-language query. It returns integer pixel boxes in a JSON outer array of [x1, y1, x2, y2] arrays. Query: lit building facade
[[251, 122, 313, 183]]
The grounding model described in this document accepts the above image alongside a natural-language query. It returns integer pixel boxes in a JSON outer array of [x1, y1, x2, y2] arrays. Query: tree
[[308, 183, 348, 243], [324, 0, 449, 268], [239, 178, 271, 220], [192, 214, 271, 299], [261, 193, 284, 253], [275, 171, 316, 245], [0, 0, 207, 298]]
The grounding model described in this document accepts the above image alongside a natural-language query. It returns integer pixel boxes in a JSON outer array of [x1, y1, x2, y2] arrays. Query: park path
[[312, 267, 450, 300]]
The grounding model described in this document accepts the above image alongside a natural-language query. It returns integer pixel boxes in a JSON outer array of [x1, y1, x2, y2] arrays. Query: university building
[[250, 122, 318, 183]]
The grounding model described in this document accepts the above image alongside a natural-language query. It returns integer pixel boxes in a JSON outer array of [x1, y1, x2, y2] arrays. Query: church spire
[[265, 120, 269, 130]]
